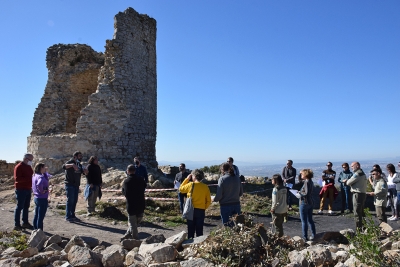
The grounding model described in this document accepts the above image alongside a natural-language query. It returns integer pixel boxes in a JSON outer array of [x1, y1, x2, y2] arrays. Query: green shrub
[[347, 209, 400, 267], [0, 231, 28, 251]]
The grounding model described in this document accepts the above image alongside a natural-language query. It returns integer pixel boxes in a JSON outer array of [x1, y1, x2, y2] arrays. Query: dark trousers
[[14, 189, 32, 227], [286, 187, 292, 207], [65, 185, 79, 220], [33, 198, 48, 230], [178, 192, 186, 213], [272, 213, 285, 237], [353, 192, 366, 230], [187, 208, 205, 239], [375, 205, 387, 223]]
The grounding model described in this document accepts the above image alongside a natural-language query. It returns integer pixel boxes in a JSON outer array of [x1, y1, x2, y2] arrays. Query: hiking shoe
[[21, 222, 34, 230], [13, 225, 22, 231], [317, 210, 323, 215], [120, 233, 132, 241]]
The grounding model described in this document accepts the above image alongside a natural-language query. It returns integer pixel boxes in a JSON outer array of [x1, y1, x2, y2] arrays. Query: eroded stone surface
[[28, 7, 157, 172]]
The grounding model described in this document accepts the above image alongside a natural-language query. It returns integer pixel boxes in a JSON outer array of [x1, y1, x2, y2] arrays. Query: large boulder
[[164, 231, 187, 248], [27, 229, 47, 251], [19, 254, 48, 267], [67, 245, 102, 267], [101, 244, 127, 267], [64, 235, 86, 253], [149, 244, 177, 263]]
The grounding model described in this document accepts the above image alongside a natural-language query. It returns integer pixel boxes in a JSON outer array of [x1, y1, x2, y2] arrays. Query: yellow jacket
[[179, 178, 211, 210]]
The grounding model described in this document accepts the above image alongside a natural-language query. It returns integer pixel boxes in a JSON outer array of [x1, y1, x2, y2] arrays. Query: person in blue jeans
[[296, 168, 316, 241], [32, 163, 51, 230], [63, 151, 88, 222], [213, 163, 243, 227], [13, 153, 34, 231], [338, 163, 353, 214]]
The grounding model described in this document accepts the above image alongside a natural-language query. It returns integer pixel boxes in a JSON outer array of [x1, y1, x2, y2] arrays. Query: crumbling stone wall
[[0, 160, 18, 177], [28, 7, 157, 172]]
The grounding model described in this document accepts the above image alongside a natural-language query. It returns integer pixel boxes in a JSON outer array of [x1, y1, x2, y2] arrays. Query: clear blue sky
[[0, 1, 399, 164]]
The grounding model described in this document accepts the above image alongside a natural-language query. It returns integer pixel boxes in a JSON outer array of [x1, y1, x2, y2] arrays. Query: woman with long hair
[[297, 169, 316, 241], [388, 163, 400, 221], [270, 174, 288, 237], [32, 163, 50, 230]]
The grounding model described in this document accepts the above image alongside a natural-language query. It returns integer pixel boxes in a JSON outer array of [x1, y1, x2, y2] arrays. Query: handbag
[[182, 183, 195, 220]]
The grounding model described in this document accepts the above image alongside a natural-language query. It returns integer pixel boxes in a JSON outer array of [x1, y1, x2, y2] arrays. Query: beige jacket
[[373, 178, 388, 207], [346, 169, 367, 193], [271, 185, 288, 214]]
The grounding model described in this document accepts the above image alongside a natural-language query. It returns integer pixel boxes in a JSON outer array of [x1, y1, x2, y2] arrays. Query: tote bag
[[182, 183, 195, 220]]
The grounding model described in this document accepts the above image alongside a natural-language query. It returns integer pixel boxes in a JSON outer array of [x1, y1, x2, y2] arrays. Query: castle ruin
[[28, 7, 157, 172]]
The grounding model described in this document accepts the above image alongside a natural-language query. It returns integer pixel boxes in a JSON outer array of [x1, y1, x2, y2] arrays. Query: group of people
[[13, 152, 400, 242], [12, 151, 149, 235], [271, 160, 400, 241], [174, 157, 243, 239]]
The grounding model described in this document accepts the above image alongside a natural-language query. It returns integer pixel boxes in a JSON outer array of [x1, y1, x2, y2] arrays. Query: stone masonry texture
[[28, 7, 157, 172]]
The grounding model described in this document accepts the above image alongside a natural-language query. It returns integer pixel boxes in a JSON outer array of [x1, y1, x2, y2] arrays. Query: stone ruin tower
[[28, 8, 157, 172]]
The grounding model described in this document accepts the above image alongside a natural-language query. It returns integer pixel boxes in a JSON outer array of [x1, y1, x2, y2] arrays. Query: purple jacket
[[32, 173, 50, 199]]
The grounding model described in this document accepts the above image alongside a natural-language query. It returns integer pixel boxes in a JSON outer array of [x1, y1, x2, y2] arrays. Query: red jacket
[[14, 162, 33, 190], [319, 183, 339, 200]]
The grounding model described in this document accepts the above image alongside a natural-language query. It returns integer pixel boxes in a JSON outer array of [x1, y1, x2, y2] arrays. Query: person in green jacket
[[368, 169, 388, 223], [270, 174, 288, 237]]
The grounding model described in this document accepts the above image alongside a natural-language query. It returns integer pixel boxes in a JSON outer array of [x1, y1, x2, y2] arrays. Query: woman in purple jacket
[[32, 163, 50, 230]]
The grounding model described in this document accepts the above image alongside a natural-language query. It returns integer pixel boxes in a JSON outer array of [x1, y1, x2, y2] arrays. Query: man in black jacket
[[63, 151, 88, 222], [121, 164, 147, 240], [282, 160, 297, 210], [175, 163, 189, 213]]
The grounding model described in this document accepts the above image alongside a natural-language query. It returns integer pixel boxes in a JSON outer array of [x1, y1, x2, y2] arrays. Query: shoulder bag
[[182, 183, 195, 220]]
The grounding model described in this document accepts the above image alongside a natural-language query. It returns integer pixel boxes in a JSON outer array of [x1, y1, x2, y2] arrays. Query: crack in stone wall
[[28, 7, 157, 172]]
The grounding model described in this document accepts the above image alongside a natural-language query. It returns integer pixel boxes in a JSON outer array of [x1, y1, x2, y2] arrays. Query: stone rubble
[[2, 222, 400, 267]]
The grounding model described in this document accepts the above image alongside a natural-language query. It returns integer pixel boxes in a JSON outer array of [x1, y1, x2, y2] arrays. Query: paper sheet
[[174, 181, 180, 189], [289, 189, 298, 195], [285, 183, 293, 189]]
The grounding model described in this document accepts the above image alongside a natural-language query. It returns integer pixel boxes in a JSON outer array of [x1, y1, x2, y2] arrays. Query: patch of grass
[[0, 231, 28, 251], [58, 210, 66, 216], [164, 216, 185, 227], [240, 193, 272, 215]]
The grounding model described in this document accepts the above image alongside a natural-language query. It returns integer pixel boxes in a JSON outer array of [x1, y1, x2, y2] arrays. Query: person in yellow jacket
[[179, 169, 211, 239]]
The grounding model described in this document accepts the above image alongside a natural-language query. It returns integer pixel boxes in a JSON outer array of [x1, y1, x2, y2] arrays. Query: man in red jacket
[[14, 153, 34, 231]]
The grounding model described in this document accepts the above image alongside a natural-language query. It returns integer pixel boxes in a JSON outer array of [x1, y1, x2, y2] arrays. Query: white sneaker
[[328, 210, 333, 215], [318, 210, 323, 215], [389, 217, 399, 221], [389, 216, 395, 220]]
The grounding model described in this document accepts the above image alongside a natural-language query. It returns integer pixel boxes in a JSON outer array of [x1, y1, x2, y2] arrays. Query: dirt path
[[1, 187, 400, 244]]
